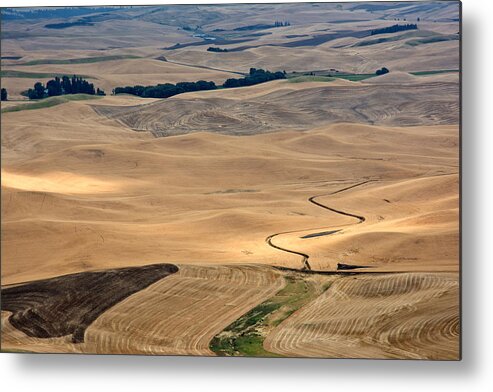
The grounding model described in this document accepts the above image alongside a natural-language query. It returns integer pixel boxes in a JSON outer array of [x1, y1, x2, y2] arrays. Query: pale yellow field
[[1, 264, 285, 355], [264, 273, 459, 359], [1, 2, 460, 359], [1, 94, 458, 284]]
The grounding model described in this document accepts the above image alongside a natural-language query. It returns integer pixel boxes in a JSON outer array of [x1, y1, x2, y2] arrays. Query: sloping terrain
[[271, 173, 459, 272], [1, 264, 178, 343], [1, 264, 284, 355], [2, 58, 237, 99], [93, 78, 459, 136], [263, 272, 459, 359], [1, 95, 458, 284], [2, 2, 459, 99], [1, 2, 460, 359]]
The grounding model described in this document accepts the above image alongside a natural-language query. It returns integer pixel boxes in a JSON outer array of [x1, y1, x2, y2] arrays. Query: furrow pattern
[[263, 273, 459, 359], [81, 264, 285, 355]]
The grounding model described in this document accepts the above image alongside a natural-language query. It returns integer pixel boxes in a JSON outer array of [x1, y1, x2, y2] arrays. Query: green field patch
[[410, 69, 459, 76], [288, 72, 376, 82], [2, 94, 102, 113], [329, 73, 377, 81], [405, 34, 459, 46], [352, 30, 435, 48], [17, 55, 141, 66], [1, 70, 94, 79], [210, 272, 335, 357], [0, 348, 33, 353], [288, 75, 336, 83]]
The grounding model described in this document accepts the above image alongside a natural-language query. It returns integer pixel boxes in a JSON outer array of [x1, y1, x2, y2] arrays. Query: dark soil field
[[1, 263, 178, 343]]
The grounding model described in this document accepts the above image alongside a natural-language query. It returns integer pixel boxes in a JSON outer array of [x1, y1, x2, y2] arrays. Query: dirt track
[[266, 180, 373, 270]]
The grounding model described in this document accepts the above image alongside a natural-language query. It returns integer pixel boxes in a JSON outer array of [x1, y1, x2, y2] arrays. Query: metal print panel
[[0, 1, 461, 360]]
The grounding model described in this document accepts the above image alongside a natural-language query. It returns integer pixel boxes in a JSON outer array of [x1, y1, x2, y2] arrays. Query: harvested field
[[1, 264, 285, 355], [1, 94, 102, 113], [93, 78, 459, 137], [79, 264, 284, 355], [1, 112, 459, 283], [1, 1, 460, 359], [1, 263, 178, 343], [210, 271, 337, 357], [1, 311, 75, 353], [263, 272, 459, 359]]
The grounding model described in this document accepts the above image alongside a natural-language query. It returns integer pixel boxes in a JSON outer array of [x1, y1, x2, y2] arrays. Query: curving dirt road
[[266, 232, 312, 270], [265, 180, 374, 270]]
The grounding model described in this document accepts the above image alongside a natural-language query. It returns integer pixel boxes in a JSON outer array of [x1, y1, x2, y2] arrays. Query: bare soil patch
[[1, 263, 178, 343]]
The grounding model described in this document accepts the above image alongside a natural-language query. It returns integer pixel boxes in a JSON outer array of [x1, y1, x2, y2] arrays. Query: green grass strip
[[17, 55, 140, 66], [1, 70, 94, 79], [410, 69, 459, 76], [287, 73, 377, 82], [0, 348, 33, 353], [288, 75, 336, 83], [330, 73, 378, 81], [405, 34, 459, 46], [2, 94, 102, 113], [210, 273, 334, 357]]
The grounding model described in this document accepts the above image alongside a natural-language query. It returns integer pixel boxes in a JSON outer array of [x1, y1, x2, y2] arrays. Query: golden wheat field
[[1, 2, 460, 359]]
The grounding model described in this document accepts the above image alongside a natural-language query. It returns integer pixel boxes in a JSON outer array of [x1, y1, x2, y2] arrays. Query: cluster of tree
[[232, 21, 291, 32], [233, 24, 269, 31], [1, 88, 7, 101], [223, 68, 286, 88], [45, 20, 94, 29], [207, 47, 229, 53], [26, 76, 105, 100], [274, 21, 291, 27], [370, 24, 417, 36], [113, 80, 217, 99], [113, 68, 286, 99], [375, 67, 390, 76]]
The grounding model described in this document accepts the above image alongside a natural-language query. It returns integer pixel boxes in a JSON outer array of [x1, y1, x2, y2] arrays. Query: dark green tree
[[207, 47, 228, 53], [62, 75, 72, 94], [26, 75, 100, 99], [370, 24, 417, 36], [47, 76, 62, 96], [1, 88, 7, 101], [113, 68, 284, 98], [376, 67, 390, 75], [27, 82, 46, 99]]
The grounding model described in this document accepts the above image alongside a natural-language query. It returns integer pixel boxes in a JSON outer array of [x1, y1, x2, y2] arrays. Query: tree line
[[45, 20, 94, 29], [232, 21, 291, 31], [25, 76, 105, 100], [113, 68, 286, 99], [274, 21, 291, 27], [113, 80, 217, 99], [207, 47, 228, 53], [223, 68, 286, 88], [370, 24, 418, 36]]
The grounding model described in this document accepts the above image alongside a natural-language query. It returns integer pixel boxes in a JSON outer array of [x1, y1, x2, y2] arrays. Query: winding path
[[266, 180, 374, 270]]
